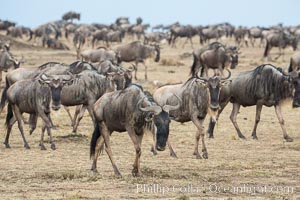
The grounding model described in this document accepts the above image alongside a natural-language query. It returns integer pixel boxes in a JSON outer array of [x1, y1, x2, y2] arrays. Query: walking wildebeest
[[169, 25, 198, 48], [191, 42, 239, 77], [288, 52, 300, 72], [264, 32, 297, 61], [80, 48, 117, 64], [5, 73, 74, 150], [248, 27, 264, 47], [42, 36, 70, 50], [90, 84, 180, 176], [114, 41, 160, 80], [153, 70, 232, 158], [0, 46, 20, 83], [62, 11, 80, 22], [207, 64, 300, 142]]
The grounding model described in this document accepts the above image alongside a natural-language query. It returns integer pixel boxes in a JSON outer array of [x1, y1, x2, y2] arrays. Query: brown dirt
[[0, 35, 299, 200]]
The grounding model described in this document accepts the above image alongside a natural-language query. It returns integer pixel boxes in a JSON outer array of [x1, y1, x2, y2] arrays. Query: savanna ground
[[0, 33, 299, 200]]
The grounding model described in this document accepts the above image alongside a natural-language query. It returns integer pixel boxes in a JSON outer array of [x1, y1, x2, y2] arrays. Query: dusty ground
[[0, 34, 299, 200]]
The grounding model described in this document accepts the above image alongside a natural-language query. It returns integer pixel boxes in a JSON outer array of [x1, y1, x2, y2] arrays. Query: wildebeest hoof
[[252, 135, 258, 140], [4, 143, 11, 148], [284, 136, 293, 142], [51, 143, 56, 150], [91, 168, 98, 173], [170, 152, 178, 158], [208, 134, 214, 139], [24, 143, 30, 149], [132, 168, 140, 177], [40, 144, 47, 150], [202, 152, 208, 159], [193, 152, 202, 159], [238, 134, 246, 140], [150, 147, 157, 155]]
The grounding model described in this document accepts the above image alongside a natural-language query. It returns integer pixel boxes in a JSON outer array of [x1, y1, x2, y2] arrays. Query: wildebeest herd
[[1, 11, 300, 191]]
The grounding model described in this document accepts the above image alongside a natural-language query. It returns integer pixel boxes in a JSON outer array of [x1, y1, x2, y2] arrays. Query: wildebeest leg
[[73, 105, 82, 127], [182, 37, 189, 48], [275, 48, 282, 60], [189, 37, 194, 49], [274, 105, 293, 142], [141, 61, 148, 80], [134, 61, 139, 80], [127, 126, 143, 176], [40, 123, 47, 150], [29, 114, 38, 135], [251, 103, 263, 140], [91, 134, 105, 172], [230, 103, 246, 139], [64, 106, 74, 126], [4, 116, 17, 148], [72, 105, 87, 133], [12, 106, 30, 149], [167, 140, 177, 158], [191, 116, 207, 159], [86, 105, 96, 124], [101, 122, 121, 177]]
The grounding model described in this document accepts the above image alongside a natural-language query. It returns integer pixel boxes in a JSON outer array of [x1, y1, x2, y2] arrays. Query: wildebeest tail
[[190, 53, 198, 76], [5, 103, 13, 129], [263, 41, 269, 57], [0, 76, 9, 113], [90, 123, 101, 159], [288, 58, 293, 72]]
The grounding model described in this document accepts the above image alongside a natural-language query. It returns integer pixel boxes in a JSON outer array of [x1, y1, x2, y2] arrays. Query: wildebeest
[[207, 64, 300, 142], [5, 73, 74, 150], [264, 32, 297, 61], [199, 26, 224, 44], [114, 41, 160, 80], [80, 48, 117, 64], [144, 32, 168, 45], [234, 26, 248, 47], [90, 84, 179, 176], [60, 69, 119, 133], [0, 47, 20, 83], [289, 52, 300, 72], [191, 42, 239, 77], [42, 36, 70, 50], [169, 25, 198, 48], [248, 27, 264, 47], [29, 23, 62, 43], [6, 26, 31, 39], [62, 11, 80, 22], [0, 20, 15, 30], [153, 70, 232, 158], [105, 30, 123, 46], [91, 29, 109, 48]]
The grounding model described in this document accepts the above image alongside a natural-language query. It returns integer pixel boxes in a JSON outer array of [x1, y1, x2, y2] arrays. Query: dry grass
[[0, 35, 299, 199]]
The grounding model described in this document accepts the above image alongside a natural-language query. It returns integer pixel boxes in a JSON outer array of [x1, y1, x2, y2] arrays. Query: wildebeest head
[[290, 37, 298, 51], [196, 69, 232, 121], [226, 46, 239, 69], [138, 96, 180, 151], [289, 71, 300, 107], [152, 44, 160, 62], [38, 73, 74, 111]]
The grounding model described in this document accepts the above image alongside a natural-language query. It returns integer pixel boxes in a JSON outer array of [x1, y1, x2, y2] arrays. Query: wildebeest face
[[207, 77, 222, 111], [230, 54, 238, 69], [153, 111, 170, 151], [154, 45, 160, 62], [292, 74, 300, 108], [39, 74, 74, 111]]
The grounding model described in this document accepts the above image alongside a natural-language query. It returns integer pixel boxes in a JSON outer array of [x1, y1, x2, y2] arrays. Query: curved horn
[[64, 71, 75, 80], [221, 69, 231, 80], [196, 70, 208, 81], [138, 97, 162, 114], [40, 73, 49, 81], [162, 94, 182, 113]]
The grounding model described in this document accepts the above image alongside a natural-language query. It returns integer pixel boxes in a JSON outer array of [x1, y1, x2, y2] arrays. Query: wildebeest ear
[[221, 79, 232, 86]]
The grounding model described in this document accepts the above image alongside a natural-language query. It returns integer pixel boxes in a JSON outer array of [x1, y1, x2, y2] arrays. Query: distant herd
[[0, 11, 300, 176]]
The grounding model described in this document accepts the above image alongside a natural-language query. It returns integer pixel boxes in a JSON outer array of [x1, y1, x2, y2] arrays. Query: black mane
[[246, 64, 293, 101]]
